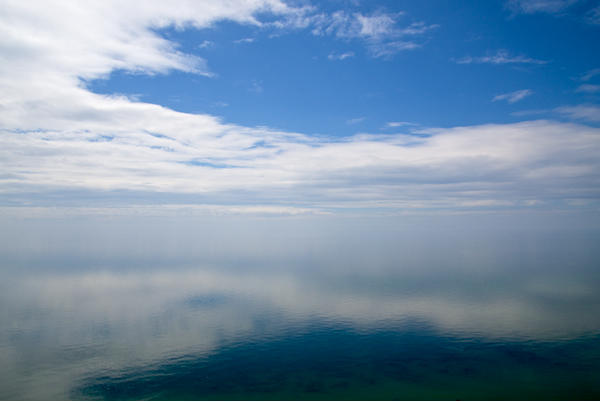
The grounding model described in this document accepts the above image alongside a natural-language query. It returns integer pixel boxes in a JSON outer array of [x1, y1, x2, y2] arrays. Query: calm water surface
[[0, 213, 598, 400]]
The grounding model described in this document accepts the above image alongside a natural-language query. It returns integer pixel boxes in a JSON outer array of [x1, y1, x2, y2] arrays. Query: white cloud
[[584, 4, 600, 23], [511, 109, 549, 117], [355, 12, 399, 38], [505, 0, 579, 14], [400, 21, 440, 35], [0, 1, 304, 84], [346, 117, 365, 124], [492, 89, 534, 103], [2, 117, 597, 211], [554, 104, 600, 122], [311, 10, 437, 58], [312, 10, 395, 39], [369, 40, 420, 58], [233, 37, 255, 44], [575, 84, 600, 93], [384, 121, 416, 128], [578, 68, 600, 81], [455, 50, 547, 65], [198, 40, 214, 49], [327, 51, 355, 60], [0, 1, 598, 213], [512, 105, 600, 122], [0, 204, 328, 218], [248, 80, 264, 93], [505, 0, 599, 23]]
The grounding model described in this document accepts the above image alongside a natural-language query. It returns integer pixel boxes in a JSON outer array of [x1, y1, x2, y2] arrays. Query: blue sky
[[0, 0, 599, 215], [88, 0, 599, 135]]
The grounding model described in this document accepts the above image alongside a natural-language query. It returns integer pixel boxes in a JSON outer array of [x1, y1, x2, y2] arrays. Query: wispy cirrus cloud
[[455, 50, 548, 65], [384, 121, 416, 129], [577, 68, 600, 81], [584, 4, 600, 23], [259, 6, 438, 58], [346, 117, 365, 124], [575, 84, 600, 93], [311, 11, 438, 58], [512, 104, 600, 123], [572, 69, 600, 92], [198, 40, 214, 49], [312, 10, 401, 39], [505, 0, 580, 14], [233, 37, 255, 44], [328, 51, 355, 60], [511, 109, 549, 117], [554, 104, 600, 122], [493, 89, 534, 103], [505, 0, 599, 24]]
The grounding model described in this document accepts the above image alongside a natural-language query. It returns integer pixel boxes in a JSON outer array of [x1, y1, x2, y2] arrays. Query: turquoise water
[[0, 213, 598, 400]]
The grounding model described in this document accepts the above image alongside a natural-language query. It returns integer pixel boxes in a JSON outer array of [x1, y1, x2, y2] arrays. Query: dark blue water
[[0, 212, 598, 400]]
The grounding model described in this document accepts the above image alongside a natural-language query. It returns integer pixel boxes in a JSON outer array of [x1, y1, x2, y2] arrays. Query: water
[[0, 212, 598, 400]]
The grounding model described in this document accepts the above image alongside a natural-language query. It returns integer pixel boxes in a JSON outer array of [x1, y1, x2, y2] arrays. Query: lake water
[[0, 212, 598, 400]]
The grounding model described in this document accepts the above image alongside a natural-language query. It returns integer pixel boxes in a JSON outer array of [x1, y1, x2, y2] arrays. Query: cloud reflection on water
[[0, 212, 598, 399]]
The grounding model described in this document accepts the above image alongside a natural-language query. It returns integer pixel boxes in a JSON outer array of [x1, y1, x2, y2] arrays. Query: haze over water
[[0, 211, 598, 400]]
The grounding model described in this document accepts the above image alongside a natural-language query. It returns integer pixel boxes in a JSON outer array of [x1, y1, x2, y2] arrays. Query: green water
[[0, 214, 598, 400]]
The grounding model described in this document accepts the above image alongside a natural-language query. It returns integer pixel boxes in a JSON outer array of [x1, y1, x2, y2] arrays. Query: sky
[[0, 0, 599, 216]]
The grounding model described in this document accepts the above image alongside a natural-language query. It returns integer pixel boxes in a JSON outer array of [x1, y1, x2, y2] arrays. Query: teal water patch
[[75, 324, 599, 400]]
